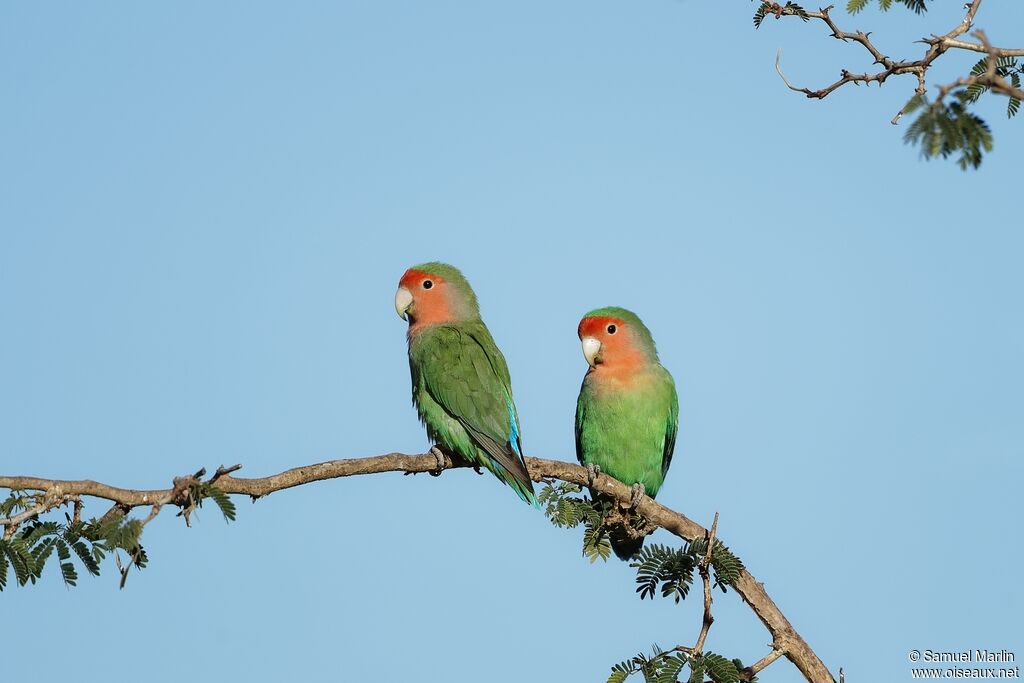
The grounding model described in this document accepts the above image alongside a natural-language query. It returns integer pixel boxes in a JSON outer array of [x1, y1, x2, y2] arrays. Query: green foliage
[[965, 57, 1022, 120], [752, 2, 808, 29], [539, 482, 611, 562], [689, 538, 745, 592], [0, 478, 236, 589], [632, 543, 698, 603], [542, 491, 751, 681], [784, 3, 809, 21], [191, 481, 238, 522], [752, 2, 769, 29], [849, 0, 927, 12], [607, 647, 755, 683], [631, 537, 744, 604], [608, 646, 691, 683], [0, 536, 34, 589], [898, 0, 927, 13], [0, 510, 145, 590], [898, 31, 1018, 170], [1009, 74, 1021, 118], [540, 482, 589, 527], [702, 653, 741, 683], [904, 94, 994, 170], [583, 523, 612, 563], [687, 656, 705, 683], [0, 491, 36, 517], [541, 481, 745, 592]]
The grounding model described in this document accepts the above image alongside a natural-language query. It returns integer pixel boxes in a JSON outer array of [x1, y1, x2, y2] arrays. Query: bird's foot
[[430, 446, 447, 476], [629, 482, 646, 511], [586, 463, 601, 488]]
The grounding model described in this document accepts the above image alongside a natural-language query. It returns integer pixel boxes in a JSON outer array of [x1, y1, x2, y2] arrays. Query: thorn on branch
[[211, 464, 242, 483]]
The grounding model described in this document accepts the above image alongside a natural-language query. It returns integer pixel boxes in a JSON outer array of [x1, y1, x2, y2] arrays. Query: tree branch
[[938, 38, 1024, 58], [766, 1, 1023, 104], [933, 30, 1024, 104], [0, 491, 80, 531], [693, 511, 719, 656], [1, 453, 835, 683], [750, 647, 786, 676]]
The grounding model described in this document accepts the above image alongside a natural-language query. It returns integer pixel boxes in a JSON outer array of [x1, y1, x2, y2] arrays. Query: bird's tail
[[609, 530, 645, 561], [463, 429, 539, 508], [490, 457, 538, 508], [504, 471, 539, 509]]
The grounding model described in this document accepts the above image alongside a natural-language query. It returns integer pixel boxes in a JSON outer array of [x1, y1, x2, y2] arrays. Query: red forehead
[[400, 269, 446, 288], [578, 315, 624, 338]]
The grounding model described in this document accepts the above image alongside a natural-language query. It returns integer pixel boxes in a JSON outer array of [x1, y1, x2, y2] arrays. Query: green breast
[[575, 367, 676, 497]]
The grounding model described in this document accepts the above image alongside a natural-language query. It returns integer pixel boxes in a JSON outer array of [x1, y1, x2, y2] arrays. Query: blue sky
[[2, 2, 1021, 681]]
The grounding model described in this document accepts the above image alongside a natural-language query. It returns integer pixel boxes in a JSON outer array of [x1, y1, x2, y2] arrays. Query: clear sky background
[[2, 2, 1021, 682]]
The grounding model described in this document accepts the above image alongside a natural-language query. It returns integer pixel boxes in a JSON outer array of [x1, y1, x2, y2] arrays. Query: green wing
[[661, 370, 679, 479], [574, 378, 589, 466], [413, 322, 531, 493]]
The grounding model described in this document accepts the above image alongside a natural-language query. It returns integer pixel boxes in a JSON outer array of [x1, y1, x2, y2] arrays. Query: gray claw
[[586, 463, 601, 487], [430, 447, 447, 476], [629, 482, 646, 511]]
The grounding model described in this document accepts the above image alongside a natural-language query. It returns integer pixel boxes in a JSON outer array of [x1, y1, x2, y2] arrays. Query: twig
[[937, 38, 1024, 58], [210, 464, 242, 483], [775, 49, 805, 93], [748, 648, 786, 677], [891, 71, 927, 124], [0, 492, 80, 528], [693, 511, 719, 655]]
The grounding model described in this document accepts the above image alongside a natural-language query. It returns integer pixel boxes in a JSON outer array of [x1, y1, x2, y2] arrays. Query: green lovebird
[[575, 307, 679, 559], [395, 262, 537, 506]]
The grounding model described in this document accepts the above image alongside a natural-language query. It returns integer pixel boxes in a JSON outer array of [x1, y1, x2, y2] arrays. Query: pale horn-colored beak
[[581, 336, 601, 367], [395, 287, 413, 320]]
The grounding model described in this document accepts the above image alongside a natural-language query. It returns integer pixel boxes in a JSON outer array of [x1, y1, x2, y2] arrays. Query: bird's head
[[395, 262, 480, 332], [577, 307, 659, 373]]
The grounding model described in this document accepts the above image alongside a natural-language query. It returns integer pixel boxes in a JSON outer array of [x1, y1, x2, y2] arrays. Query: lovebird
[[575, 307, 678, 559], [395, 262, 537, 506]]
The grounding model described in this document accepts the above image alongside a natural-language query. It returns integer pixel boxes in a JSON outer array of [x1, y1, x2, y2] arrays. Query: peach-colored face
[[396, 269, 454, 330], [577, 315, 646, 377]]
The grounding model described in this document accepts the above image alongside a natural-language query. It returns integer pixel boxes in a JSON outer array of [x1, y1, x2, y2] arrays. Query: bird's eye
[[607, 324, 617, 334], [422, 280, 433, 290]]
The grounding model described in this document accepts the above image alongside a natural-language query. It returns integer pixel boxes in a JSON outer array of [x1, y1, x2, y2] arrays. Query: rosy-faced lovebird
[[575, 307, 678, 559], [395, 262, 537, 506]]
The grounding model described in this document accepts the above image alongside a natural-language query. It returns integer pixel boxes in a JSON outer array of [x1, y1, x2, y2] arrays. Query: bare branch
[[1, 453, 835, 682], [776, 46, 896, 99], [766, 0, 1023, 110], [938, 38, 1024, 58], [750, 647, 786, 675]]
